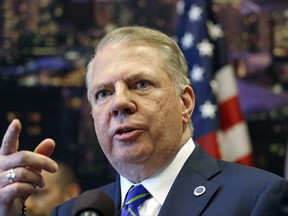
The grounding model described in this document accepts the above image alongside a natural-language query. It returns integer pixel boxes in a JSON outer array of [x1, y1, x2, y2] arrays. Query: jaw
[[109, 147, 177, 183]]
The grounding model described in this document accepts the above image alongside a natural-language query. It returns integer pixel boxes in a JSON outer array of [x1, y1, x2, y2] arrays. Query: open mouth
[[116, 128, 134, 134]]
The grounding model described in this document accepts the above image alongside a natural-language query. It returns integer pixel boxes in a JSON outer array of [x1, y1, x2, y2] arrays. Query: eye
[[136, 80, 150, 89], [96, 90, 112, 100]]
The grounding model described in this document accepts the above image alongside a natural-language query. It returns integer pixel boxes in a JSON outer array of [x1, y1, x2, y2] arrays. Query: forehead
[[96, 42, 162, 63], [92, 43, 166, 78]]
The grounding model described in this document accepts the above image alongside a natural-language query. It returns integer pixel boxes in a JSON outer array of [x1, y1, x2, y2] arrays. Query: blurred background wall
[[1, 0, 288, 190]]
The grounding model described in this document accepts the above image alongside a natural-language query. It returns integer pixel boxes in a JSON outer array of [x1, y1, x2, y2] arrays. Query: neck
[[118, 131, 192, 183]]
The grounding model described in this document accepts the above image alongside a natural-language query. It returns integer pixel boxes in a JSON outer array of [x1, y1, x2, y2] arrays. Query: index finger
[[1, 119, 21, 155]]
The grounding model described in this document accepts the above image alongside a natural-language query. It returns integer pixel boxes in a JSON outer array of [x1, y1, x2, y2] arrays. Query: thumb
[[34, 138, 56, 157], [0, 119, 21, 155]]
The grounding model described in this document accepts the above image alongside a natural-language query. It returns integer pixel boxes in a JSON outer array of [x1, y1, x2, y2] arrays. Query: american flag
[[176, 0, 253, 165]]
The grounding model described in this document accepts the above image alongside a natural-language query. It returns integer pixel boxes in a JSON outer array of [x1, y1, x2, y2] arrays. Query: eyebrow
[[92, 71, 155, 92], [92, 83, 109, 94], [125, 71, 155, 82]]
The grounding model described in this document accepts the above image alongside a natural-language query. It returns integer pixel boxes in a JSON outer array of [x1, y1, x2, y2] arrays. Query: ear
[[64, 183, 81, 200], [181, 85, 195, 124]]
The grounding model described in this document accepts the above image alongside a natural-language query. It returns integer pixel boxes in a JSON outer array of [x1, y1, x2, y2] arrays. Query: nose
[[110, 86, 136, 116]]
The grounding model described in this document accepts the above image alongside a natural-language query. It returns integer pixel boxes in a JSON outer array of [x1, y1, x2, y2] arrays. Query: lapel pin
[[193, 186, 206, 196]]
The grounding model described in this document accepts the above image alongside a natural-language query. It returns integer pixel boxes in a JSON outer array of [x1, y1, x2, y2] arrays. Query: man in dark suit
[[52, 144, 288, 216], [1, 26, 288, 216], [51, 26, 288, 215]]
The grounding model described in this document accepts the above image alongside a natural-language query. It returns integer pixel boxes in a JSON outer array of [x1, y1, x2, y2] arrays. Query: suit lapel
[[110, 175, 122, 216], [99, 175, 122, 216], [159, 144, 221, 216]]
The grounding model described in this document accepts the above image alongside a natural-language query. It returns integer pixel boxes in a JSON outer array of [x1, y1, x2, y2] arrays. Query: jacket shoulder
[[50, 182, 116, 216]]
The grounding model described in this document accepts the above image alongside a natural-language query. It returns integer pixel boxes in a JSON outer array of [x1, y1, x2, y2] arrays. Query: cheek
[[92, 109, 107, 133], [92, 111, 111, 150], [158, 95, 181, 117], [148, 96, 182, 134], [93, 118, 107, 146]]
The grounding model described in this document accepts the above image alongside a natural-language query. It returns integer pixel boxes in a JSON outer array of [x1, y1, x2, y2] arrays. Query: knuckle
[[17, 168, 25, 180], [16, 151, 28, 164]]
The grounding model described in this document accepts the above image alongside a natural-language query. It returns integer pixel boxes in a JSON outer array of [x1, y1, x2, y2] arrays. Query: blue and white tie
[[121, 184, 152, 216]]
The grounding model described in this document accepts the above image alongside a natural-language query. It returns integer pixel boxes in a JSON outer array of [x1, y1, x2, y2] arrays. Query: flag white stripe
[[217, 122, 252, 162], [215, 64, 238, 103]]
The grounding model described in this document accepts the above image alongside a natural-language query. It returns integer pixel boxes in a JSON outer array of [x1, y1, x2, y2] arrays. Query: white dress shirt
[[120, 138, 195, 215]]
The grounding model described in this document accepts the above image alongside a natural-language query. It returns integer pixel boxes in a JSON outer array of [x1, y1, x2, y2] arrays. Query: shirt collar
[[120, 138, 195, 206]]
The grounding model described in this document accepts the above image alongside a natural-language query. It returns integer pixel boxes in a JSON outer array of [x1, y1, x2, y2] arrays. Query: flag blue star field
[[176, 0, 253, 165]]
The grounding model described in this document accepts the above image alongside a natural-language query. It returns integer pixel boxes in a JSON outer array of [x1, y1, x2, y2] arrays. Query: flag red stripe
[[219, 96, 244, 131], [235, 154, 254, 166], [196, 132, 221, 159]]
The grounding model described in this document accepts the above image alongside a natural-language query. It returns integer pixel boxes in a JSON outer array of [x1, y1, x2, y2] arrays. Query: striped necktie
[[121, 184, 152, 216]]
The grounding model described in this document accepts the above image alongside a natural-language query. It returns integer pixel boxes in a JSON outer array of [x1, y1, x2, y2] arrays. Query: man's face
[[90, 43, 189, 180], [26, 171, 66, 216]]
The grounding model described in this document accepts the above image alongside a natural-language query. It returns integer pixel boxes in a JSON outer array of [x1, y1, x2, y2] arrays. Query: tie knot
[[121, 184, 152, 216], [125, 184, 151, 207]]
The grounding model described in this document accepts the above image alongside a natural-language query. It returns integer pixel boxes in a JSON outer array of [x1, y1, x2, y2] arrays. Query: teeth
[[119, 128, 132, 134]]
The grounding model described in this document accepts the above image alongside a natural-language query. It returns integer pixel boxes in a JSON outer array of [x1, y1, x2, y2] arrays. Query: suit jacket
[[51, 144, 288, 216]]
